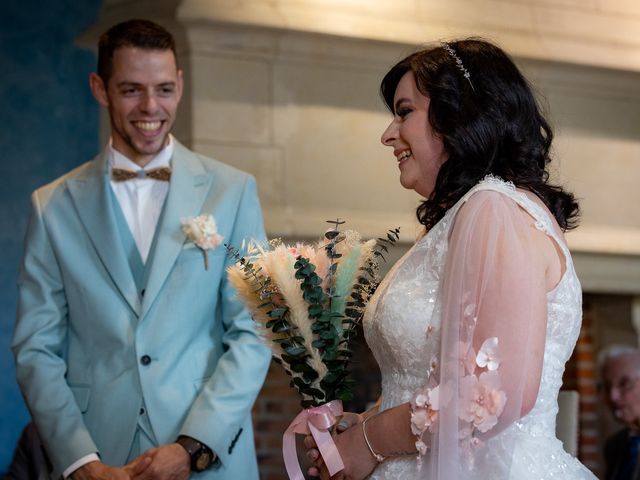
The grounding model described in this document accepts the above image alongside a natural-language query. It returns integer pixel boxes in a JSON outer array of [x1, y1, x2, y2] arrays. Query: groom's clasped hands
[[71, 444, 190, 480], [304, 412, 377, 480]]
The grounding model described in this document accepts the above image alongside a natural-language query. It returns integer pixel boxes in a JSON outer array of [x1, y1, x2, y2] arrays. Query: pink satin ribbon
[[283, 399, 345, 480]]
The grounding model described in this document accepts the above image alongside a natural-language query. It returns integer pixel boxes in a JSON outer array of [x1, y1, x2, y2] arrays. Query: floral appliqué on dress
[[410, 329, 507, 469]]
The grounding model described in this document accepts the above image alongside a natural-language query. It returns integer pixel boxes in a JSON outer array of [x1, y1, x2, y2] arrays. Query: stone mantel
[[182, 0, 640, 74], [95, 0, 640, 74]]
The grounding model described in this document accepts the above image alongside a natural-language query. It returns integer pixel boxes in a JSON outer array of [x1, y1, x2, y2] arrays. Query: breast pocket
[[176, 247, 227, 279]]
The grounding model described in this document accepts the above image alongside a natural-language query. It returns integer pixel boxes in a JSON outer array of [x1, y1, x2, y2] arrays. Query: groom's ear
[[89, 72, 109, 108]]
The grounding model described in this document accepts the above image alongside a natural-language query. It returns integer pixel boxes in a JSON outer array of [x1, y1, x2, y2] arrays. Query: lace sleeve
[[414, 189, 551, 478]]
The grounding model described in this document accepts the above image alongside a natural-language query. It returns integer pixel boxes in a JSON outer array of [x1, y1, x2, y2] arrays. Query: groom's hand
[[130, 444, 190, 480], [71, 456, 151, 480]]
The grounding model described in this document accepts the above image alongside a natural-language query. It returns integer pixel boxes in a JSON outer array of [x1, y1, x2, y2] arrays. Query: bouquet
[[226, 220, 399, 479]]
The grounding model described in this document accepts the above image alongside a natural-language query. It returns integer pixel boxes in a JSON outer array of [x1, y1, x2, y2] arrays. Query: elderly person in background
[[600, 345, 640, 480]]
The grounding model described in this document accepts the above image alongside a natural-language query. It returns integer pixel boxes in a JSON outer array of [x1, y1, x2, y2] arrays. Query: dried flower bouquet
[[226, 220, 400, 407]]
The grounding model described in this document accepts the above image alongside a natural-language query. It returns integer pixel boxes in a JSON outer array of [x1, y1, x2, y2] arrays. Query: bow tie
[[111, 167, 172, 182]]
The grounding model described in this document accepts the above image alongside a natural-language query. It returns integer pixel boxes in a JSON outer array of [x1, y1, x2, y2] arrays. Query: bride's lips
[[395, 149, 412, 168]]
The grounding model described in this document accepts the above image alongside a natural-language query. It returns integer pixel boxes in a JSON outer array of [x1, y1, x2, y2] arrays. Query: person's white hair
[[597, 344, 640, 372]]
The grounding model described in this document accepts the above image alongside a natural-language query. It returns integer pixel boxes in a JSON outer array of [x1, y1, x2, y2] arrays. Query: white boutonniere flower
[[181, 214, 223, 270]]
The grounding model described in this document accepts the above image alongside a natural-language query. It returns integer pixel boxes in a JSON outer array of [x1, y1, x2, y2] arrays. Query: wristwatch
[[176, 435, 217, 472]]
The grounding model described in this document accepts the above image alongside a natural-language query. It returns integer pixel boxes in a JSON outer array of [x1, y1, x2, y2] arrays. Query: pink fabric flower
[[426, 324, 435, 338], [415, 439, 428, 455], [428, 355, 439, 377], [411, 386, 440, 439], [458, 371, 507, 433], [476, 336, 501, 371]]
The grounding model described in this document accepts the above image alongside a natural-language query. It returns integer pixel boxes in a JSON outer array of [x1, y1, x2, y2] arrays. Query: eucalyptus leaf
[[272, 321, 290, 333], [293, 377, 310, 389], [303, 388, 326, 399], [269, 307, 288, 318], [285, 346, 307, 357]]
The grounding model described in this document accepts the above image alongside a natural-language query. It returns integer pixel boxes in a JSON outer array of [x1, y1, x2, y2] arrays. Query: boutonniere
[[181, 214, 223, 270]]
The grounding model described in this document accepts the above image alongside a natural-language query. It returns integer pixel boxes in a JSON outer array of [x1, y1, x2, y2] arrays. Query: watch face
[[195, 452, 212, 471]]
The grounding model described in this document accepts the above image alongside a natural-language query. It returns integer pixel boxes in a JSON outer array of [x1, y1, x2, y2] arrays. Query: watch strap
[[176, 436, 216, 472]]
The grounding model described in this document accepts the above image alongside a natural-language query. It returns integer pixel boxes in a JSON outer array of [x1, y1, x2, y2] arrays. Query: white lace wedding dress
[[363, 177, 597, 479]]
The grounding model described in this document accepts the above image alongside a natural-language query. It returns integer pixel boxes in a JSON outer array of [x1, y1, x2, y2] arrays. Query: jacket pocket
[[68, 384, 91, 413]]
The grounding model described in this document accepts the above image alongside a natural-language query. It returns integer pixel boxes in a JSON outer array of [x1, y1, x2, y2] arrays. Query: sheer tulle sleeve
[[416, 189, 553, 478]]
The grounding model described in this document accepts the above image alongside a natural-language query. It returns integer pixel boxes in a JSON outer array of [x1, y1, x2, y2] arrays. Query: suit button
[[139, 407, 145, 415], [140, 355, 151, 365]]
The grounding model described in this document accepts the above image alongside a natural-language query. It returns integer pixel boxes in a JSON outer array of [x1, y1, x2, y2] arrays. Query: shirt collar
[[108, 135, 174, 171]]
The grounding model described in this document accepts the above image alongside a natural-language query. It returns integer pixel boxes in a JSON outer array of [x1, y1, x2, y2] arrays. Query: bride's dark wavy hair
[[380, 38, 579, 231]]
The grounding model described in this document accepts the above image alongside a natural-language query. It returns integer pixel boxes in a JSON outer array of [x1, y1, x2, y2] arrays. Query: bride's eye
[[397, 107, 413, 119]]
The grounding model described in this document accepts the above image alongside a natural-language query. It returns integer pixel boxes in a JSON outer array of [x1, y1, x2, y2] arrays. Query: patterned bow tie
[[111, 167, 172, 182]]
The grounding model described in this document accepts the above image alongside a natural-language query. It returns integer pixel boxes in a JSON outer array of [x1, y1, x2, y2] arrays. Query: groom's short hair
[[97, 19, 177, 84]]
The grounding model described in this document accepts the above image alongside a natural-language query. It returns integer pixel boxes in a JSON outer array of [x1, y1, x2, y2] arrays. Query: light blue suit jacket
[[12, 141, 271, 479]]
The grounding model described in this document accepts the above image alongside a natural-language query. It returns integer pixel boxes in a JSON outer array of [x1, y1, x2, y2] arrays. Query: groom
[[12, 19, 270, 480]]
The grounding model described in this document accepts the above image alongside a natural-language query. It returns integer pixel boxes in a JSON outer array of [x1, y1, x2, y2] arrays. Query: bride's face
[[381, 71, 448, 198]]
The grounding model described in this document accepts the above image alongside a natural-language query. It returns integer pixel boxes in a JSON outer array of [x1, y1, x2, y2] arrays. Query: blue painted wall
[[0, 0, 102, 470]]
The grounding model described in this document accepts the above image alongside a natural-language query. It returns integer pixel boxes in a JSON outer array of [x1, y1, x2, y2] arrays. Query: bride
[[305, 39, 597, 479]]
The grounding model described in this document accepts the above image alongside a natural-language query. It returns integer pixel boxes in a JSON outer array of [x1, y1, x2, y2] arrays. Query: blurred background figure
[[600, 345, 640, 480], [2, 423, 48, 480]]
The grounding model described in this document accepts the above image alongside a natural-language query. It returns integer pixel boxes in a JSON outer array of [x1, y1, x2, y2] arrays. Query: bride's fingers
[[306, 448, 319, 462], [307, 464, 333, 480], [303, 434, 317, 450]]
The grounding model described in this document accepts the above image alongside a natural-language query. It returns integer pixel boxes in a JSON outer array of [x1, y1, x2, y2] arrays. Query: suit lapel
[[141, 142, 213, 317], [66, 152, 141, 315]]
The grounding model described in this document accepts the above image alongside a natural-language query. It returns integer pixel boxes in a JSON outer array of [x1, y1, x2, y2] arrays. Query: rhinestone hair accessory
[[441, 42, 475, 91]]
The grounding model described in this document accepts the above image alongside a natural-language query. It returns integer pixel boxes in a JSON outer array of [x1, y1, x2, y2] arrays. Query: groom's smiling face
[[91, 46, 183, 167]]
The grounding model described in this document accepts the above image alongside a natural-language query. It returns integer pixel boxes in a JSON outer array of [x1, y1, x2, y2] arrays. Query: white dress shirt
[[63, 137, 173, 478], [108, 136, 173, 263]]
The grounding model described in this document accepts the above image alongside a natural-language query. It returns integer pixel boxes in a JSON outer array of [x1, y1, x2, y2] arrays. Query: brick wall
[[575, 302, 600, 471], [253, 363, 302, 480]]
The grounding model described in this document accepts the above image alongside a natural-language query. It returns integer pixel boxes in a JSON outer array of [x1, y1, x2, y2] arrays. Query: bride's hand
[[304, 412, 362, 478], [304, 412, 377, 480]]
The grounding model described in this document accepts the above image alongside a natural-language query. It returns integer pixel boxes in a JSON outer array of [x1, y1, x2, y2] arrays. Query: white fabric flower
[[476, 337, 500, 371]]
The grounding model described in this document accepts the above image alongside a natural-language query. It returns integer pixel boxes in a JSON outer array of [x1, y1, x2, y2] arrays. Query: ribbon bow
[[283, 400, 345, 480]]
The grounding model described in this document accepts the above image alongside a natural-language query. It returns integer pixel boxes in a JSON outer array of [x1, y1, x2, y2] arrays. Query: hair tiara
[[441, 42, 475, 91]]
